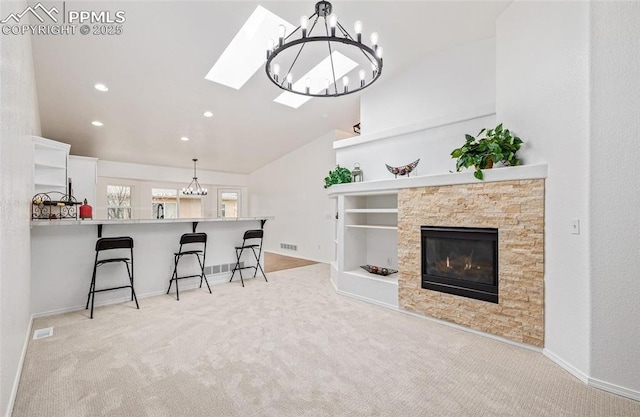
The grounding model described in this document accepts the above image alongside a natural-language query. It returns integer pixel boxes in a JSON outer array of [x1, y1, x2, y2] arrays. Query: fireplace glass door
[[421, 226, 498, 303]]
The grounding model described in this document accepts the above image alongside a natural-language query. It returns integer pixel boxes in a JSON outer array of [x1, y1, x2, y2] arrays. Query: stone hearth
[[398, 179, 545, 347]]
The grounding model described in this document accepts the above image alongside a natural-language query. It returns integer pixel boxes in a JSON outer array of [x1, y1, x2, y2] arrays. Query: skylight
[[205, 6, 295, 90], [273, 51, 359, 109]]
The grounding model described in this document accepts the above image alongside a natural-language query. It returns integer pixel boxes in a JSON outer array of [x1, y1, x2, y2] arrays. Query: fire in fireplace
[[421, 226, 498, 303]]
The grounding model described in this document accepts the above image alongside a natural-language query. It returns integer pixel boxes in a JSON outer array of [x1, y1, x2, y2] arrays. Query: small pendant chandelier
[[265, 1, 383, 97], [182, 159, 207, 196]]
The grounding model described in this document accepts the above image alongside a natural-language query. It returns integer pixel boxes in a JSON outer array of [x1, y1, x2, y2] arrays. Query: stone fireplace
[[398, 179, 544, 347]]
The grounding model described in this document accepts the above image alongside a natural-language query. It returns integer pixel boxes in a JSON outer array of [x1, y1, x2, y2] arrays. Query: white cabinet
[[331, 190, 399, 308], [68, 155, 97, 205], [33, 136, 70, 194]]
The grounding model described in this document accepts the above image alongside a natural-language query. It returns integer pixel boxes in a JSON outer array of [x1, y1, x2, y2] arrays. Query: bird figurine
[[386, 159, 420, 178]]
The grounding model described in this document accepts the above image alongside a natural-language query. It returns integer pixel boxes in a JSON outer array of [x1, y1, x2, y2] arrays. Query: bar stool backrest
[[243, 229, 263, 241], [95, 237, 134, 252], [180, 233, 207, 245]]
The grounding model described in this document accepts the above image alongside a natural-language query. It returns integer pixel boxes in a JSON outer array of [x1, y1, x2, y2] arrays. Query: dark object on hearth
[[385, 159, 420, 178], [361, 265, 398, 276], [353, 123, 361, 134]]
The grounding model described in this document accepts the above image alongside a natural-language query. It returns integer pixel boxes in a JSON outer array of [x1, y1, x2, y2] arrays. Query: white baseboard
[[6, 314, 34, 417], [264, 250, 328, 265], [334, 288, 400, 311], [544, 349, 640, 401], [543, 349, 589, 383], [588, 377, 640, 402], [32, 273, 233, 319]]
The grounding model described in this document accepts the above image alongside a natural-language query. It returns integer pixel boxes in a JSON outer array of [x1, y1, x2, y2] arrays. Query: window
[[107, 185, 132, 220], [218, 189, 241, 218], [152, 188, 178, 219]]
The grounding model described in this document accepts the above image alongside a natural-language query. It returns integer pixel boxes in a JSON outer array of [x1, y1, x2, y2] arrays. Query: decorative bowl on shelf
[[360, 265, 398, 276], [385, 159, 420, 178]]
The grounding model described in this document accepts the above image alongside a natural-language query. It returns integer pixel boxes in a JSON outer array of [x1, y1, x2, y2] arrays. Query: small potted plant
[[450, 123, 523, 180], [324, 165, 352, 188]]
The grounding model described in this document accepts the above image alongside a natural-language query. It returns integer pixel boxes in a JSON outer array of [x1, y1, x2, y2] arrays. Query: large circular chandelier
[[265, 1, 383, 98]]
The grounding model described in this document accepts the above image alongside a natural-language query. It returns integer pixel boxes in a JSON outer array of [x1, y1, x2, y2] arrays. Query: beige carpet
[[264, 252, 318, 273], [13, 264, 640, 417]]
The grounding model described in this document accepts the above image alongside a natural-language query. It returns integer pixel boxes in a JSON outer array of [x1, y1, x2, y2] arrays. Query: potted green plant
[[450, 123, 523, 180], [324, 165, 352, 188]]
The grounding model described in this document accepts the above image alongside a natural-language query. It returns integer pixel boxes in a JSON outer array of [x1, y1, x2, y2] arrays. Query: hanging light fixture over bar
[[265, 1, 383, 98], [182, 159, 208, 196]]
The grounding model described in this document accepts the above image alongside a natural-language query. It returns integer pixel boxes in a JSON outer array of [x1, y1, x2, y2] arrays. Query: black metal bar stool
[[167, 232, 211, 300], [230, 229, 267, 287], [85, 236, 139, 319]]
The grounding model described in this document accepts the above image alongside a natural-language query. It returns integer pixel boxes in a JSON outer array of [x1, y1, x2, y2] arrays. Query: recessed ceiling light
[[181, 137, 190, 142], [94, 83, 109, 92], [91, 121, 103, 127], [203, 111, 213, 118]]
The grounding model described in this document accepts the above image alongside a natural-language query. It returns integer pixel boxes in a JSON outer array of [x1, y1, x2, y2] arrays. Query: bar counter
[[31, 217, 273, 316]]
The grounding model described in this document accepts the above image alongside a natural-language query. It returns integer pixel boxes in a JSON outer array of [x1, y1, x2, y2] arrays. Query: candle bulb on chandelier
[[376, 46, 384, 59], [305, 77, 311, 94], [286, 73, 293, 90], [272, 63, 280, 82], [266, 39, 274, 59], [324, 78, 330, 95], [359, 69, 366, 87], [371, 63, 378, 78], [278, 24, 286, 46], [342, 76, 349, 93], [354, 20, 363, 43], [300, 15, 308, 38], [370, 32, 379, 50], [329, 14, 337, 36]]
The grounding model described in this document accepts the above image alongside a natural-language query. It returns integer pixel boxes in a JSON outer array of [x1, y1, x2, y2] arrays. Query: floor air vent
[[280, 243, 298, 251], [204, 263, 245, 275], [33, 327, 53, 340]]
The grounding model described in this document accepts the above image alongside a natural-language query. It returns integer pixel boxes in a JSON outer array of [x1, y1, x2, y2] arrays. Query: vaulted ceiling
[[31, 1, 510, 173]]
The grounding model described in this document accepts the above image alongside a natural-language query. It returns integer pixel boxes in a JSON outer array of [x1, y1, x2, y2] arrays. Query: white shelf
[[345, 208, 398, 214], [344, 269, 398, 284], [345, 224, 398, 230], [34, 181, 67, 188], [327, 164, 548, 197], [35, 162, 66, 169]]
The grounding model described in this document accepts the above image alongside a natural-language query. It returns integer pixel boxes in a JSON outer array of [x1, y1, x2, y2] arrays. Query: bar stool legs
[[167, 233, 210, 300], [230, 229, 267, 287], [85, 237, 139, 319]]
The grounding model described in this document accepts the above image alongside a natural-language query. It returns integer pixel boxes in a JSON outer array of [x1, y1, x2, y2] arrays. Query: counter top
[[31, 216, 274, 227]]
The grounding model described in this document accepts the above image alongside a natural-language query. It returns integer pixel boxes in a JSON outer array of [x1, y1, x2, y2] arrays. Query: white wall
[[360, 38, 496, 135], [249, 130, 350, 263], [0, 2, 41, 413], [589, 1, 640, 397], [497, 0, 592, 380], [335, 112, 495, 182], [96, 160, 249, 220], [340, 37, 497, 183]]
